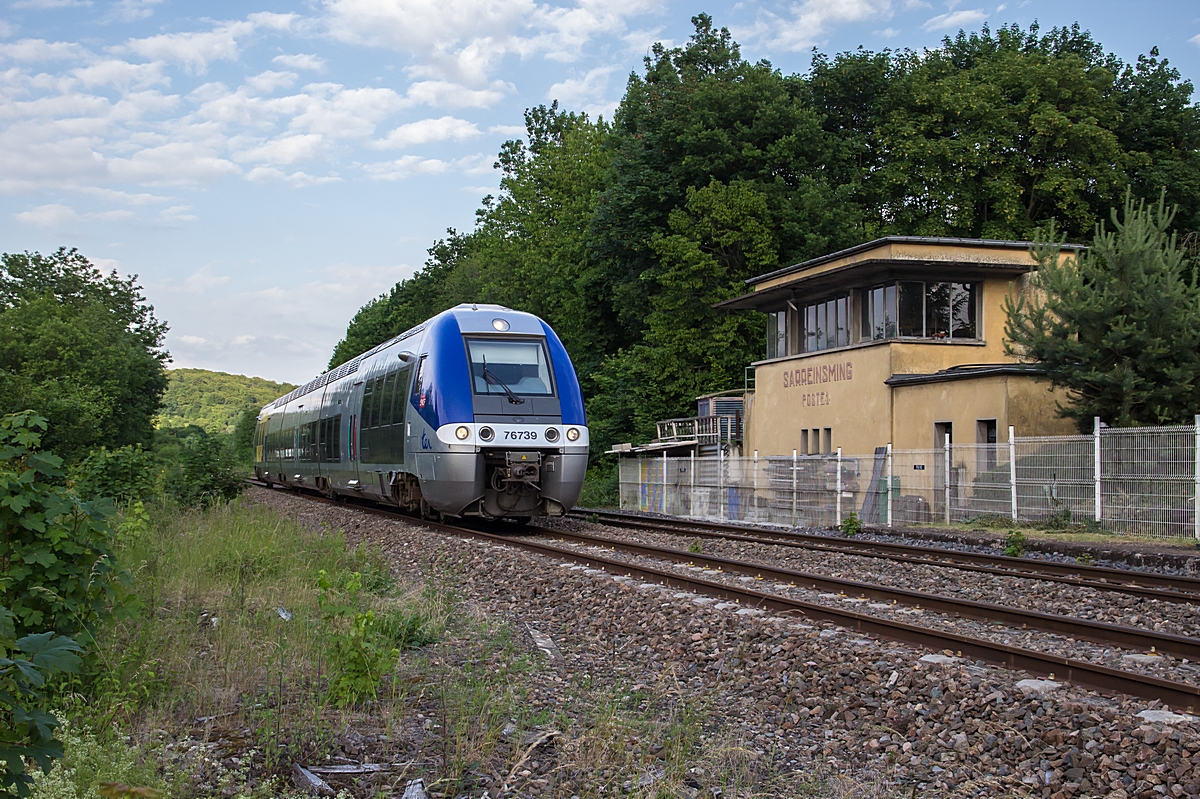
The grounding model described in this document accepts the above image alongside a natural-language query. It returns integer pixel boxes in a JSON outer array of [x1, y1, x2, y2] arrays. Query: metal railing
[[655, 415, 742, 445], [619, 417, 1200, 539]]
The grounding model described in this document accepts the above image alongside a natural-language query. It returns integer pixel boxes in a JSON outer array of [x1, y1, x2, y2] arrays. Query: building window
[[801, 295, 849, 353], [766, 310, 788, 359], [862, 282, 978, 341]]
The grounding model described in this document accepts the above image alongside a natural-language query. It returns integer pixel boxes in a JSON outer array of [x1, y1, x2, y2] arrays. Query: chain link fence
[[618, 418, 1200, 539]]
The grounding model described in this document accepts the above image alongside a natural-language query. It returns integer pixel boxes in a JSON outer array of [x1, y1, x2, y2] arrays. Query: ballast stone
[[1136, 709, 1199, 725], [919, 654, 961, 665], [1016, 679, 1061, 695]]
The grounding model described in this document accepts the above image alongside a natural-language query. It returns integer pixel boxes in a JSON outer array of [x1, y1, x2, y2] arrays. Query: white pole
[[836, 447, 843, 528], [639, 457, 646, 512], [753, 450, 759, 522], [944, 441, 952, 524], [886, 443, 893, 528], [1008, 425, 1017, 521], [690, 449, 695, 517], [719, 445, 725, 521], [1194, 415, 1199, 540], [662, 450, 667, 515], [1094, 416, 1102, 523], [792, 449, 798, 528]]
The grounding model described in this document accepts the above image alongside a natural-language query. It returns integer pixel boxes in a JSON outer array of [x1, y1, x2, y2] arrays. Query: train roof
[[260, 303, 546, 413]]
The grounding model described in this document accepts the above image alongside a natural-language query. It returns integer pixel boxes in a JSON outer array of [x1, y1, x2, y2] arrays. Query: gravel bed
[[540, 518, 1200, 640], [586, 508, 1200, 577], [530, 526, 1200, 688], [253, 488, 1200, 798]]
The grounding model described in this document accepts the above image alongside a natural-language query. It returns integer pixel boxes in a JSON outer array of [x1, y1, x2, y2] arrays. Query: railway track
[[572, 508, 1200, 604], [249, 481, 1200, 709]]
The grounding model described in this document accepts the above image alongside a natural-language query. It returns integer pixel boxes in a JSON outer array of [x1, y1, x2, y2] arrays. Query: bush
[[1, 605, 84, 797], [1004, 530, 1027, 558], [0, 412, 131, 641], [163, 434, 244, 508], [577, 462, 619, 508], [840, 512, 862, 537], [69, 445, 156, 505]]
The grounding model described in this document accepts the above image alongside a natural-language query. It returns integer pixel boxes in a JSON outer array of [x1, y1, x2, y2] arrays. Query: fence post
[[690, 450, 695, 517], [836, 447, 843, 528], [1008, 425, 1017, 521], [1194, 415, 1199, 540], [753, 450, 759, 522], [1094, 416, 1102, 523], [792, 449, 798, 528], [886, 443, 893, 528], [661, 450, 667, 515], [718, 445, 725, 521], [944, 442, 952, 525]]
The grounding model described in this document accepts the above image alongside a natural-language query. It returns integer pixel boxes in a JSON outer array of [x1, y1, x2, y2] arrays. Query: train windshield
[[466, 339, 554, 396]]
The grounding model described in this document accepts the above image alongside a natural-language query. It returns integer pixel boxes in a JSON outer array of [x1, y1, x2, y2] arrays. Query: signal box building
[[716, 237, 1082, 457]]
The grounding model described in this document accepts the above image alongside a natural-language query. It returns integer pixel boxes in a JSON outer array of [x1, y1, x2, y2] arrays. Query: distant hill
[[158, 368, 298, 434]]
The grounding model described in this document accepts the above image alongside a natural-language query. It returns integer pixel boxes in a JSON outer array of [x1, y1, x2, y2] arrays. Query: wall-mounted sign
[[783, 361, 853, 389], [914, 464, 926, 471]]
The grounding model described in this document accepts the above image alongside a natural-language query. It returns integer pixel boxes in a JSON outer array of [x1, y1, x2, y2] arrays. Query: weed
[[841, 512, 863, 537], [1046, 508, 1073, 530], [587, 513, 600, 524], [1077, 552, 1096, 566], [687, 540, 703, 555], [968, 513, 1014, 529], [30, 715, 166, 799], [1004, 529, 1027, 558]]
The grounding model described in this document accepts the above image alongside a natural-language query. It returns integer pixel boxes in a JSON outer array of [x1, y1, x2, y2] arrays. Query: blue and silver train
[[253, 304, 589, 520]]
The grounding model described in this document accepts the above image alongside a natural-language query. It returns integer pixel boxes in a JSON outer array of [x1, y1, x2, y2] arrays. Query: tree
[[1004, 192, 1200, 428], [0, 249, 169, 462]]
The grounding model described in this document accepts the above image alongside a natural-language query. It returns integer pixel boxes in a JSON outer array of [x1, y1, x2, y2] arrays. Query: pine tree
[[1004, 191, 1200, 428]]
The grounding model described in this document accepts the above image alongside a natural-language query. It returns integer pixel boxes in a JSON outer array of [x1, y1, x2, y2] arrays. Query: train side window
[[362, 380, 375, 428], [371, 377, 385, 428], [380, 373, 396, 428]]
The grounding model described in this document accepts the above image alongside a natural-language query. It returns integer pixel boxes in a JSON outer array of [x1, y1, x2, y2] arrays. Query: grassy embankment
[[36, 498, 823, 799]]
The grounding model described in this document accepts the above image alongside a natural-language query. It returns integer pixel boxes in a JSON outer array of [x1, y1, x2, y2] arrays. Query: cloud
[[158, 205, 197, 223], [231, 334, 256, 346], [374, 115, 480, 148], [238, 134, 326, 165], [487, 123, 525, 137], [0, 38, 89, 62], [758, 0, 895, 51], [11, 0, 90, 7], [15, 203, 78, 226], [273, 53, 327, 72], [244, 166, 341, 186], [109, 144, 241, 185], [922, 8, 987, 31], [184, 265, 230, 291], [403, 79, 509, 108], [325, 0, 659, 85], [547, 64, 617, 117], [178, 334, 208, 345], [0, 21, 13, 38], [244, 69, 298, 93], [115, 14, 295, 74], [71, 58, 167, 88], [1191, 33, 1200, 48], [112, 0, 163, 22], [875, 27, 900, 37], [364, 154, 451, 180]]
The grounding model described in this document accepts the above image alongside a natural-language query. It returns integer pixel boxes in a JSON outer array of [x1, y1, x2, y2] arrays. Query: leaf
[[16, 631, 83, 674]]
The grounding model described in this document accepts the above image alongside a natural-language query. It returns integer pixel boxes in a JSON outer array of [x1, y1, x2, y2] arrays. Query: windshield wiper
[[482, 357, 525, 405]]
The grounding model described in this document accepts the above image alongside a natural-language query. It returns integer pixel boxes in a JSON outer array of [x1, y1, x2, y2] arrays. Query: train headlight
[[545, 427, 560, 442], [566, 427, 580, 441], [479, 426, 495, 442], [455, 425, 471, 440], [492, 318, 510, 331]]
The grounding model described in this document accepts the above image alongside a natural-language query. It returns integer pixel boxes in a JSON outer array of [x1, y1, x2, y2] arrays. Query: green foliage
[[577, 463, 619, 509], [232, 407, 258, 466], [686, 540, 703, 555], [156, 368, 295, 435], [328, 17, 1200, 451], [69, 446, 156, 505], [1004, 529, 1027, 557], [29, 716, 163, 799], [840, 512, 863, 537], [316, 571, 399, 707], [0, 249, 168, 464], [1005, 192, 1200, 428], [0, 412, 131, 641], [1045, 508, 1074, 530], [162, 434, 245, 508], [0, 607, 83, 798]]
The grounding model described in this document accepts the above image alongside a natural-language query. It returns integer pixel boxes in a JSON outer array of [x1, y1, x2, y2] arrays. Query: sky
[[1, 0, 1198, 385]]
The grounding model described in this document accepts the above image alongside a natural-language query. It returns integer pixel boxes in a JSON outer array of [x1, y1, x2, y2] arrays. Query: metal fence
[[618, 418, 1200, 539]]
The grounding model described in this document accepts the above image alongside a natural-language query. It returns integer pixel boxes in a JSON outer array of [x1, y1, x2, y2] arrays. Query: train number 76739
[[504, 430, 538, 440]]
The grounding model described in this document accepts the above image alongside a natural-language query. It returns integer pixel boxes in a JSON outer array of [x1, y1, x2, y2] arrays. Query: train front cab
[[413, 306, 589, 519]]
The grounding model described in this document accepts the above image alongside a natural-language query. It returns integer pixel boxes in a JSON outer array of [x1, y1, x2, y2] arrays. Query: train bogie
[[253, 304, 589, 520]]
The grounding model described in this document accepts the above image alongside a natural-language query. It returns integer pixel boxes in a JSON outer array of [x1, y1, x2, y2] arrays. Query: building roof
[[716, 236, 1085, 312], [883, 363, 1045, 387]]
